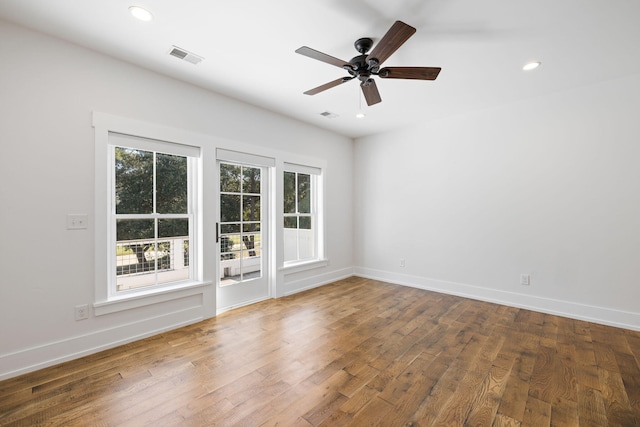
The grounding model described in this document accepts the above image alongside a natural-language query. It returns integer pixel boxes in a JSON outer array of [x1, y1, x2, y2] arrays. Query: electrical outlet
[[75, 304, 89, 320], [67, 214, 88, 230], [520, 274, 530, 286], [400, 259, 406, 268]]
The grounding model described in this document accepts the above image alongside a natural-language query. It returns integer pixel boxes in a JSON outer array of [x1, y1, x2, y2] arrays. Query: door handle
[[216, 222, 219, 243]]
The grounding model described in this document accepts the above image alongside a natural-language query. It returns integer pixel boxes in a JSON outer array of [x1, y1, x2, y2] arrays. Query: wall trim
[[0, 268, 355, 380], [216, 295, 271, 315], [284, 267, 354, 296], [15, 264, 631, 381], [354, 267, 640, 332], [0, 306, 205, 381]]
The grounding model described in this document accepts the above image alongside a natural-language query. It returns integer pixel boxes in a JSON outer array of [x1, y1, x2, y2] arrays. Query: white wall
[[0, 19, 353, 379], [354, 72, 640, 330], [3, 14, 639, 381]]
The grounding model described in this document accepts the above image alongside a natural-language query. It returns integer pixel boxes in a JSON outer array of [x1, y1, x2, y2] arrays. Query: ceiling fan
[[295, 20, 441, 106]]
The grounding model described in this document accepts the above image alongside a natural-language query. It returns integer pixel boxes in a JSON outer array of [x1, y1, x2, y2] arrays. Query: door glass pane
[[220, 164, 263, 285], [220, 164, 241, 192], [115, 148, 153, 214], [243, 195, 260, 222], [243, 222, 260, 233], [221, 223, 240, 234], [242, 233, 260, 257], [220, 236, 235, 259], [220, 194, 241, 222], [239, 249, 261, 281], [242, 167, 261, 194], [227, 235, 242, 255]]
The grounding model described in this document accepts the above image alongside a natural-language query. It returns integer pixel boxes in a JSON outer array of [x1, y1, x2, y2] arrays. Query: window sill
[[279, 259, 329, 275], [93, 281, 212, 316]]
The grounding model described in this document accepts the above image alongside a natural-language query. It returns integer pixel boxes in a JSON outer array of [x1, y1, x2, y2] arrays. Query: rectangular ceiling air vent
[[320, 111, 339, 119], [169, 46, 204, 65]]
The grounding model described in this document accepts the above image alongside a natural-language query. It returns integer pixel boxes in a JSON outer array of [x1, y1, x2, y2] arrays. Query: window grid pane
[[115, 147, 153, 214], [284, 171, 296, 214], [156, 153, 188, 214], [297, 174, 311, 214]]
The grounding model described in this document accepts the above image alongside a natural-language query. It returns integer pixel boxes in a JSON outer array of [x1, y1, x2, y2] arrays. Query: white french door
[[216, 153, 271, 311]]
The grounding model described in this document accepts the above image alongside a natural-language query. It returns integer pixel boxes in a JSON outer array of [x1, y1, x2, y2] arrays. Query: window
[[107, 132, 200, 297], [283, 163, 322, 264]]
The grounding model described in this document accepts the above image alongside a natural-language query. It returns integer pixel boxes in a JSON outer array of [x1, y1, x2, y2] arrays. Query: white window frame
[[93, 112, 210, 315], [281, 162, 326, 272]]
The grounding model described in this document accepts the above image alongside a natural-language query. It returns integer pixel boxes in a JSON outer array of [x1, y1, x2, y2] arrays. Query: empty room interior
[[1, 1, 639, 425]]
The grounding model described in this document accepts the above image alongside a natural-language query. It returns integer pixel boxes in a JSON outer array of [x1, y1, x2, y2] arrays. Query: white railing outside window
[[115, 237, 190, 291]]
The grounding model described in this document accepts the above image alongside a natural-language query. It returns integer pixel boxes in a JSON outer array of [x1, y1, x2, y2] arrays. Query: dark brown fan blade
[[367, 21, 416, 67], [295, 46, 350, 69], [361, 79, 381, 106], [379, 67, 441, 80], [304, 77, 353, 95]]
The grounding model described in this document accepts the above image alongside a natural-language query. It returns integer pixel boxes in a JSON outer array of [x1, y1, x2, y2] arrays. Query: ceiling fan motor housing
[[347, 54, 373, 81]]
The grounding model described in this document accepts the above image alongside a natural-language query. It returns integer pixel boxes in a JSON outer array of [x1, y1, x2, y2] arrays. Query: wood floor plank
[[496, 350, 537, 423], [577, 383, 607, 426], [346, 396, 394, 426], [464, 364, 512, 426], [527, 344, 558, 403], [598, 365, 639, 425], [522, 395, 551, 426], [430, 334, 505, 425], [1, 278, 639, 426], [493, 413, 522, 427]]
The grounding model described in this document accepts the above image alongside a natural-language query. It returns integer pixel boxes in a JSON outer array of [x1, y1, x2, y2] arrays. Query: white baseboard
[[0, 268, 354, 381], [216, 295, 271, 315], [354, 267, 640, 331], [8, 265, 632, 382], [0, 306, 204, 381], [284, 267, 355, 296]]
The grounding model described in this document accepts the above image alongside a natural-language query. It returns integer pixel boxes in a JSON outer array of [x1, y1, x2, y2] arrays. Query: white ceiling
[[1, 0, 639, 138]]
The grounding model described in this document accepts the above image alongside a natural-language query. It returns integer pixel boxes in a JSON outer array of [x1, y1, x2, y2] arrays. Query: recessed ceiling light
[[523, 61, 541, 71], [356, 112, 366, 119], [129, 6, 153, 22]]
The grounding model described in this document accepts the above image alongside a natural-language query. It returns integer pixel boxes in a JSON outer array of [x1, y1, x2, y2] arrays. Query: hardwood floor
[[2, 277, 640, 426]]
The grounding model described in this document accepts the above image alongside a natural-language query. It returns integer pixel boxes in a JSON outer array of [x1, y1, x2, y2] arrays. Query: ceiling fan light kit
[[296, 20, 441, 107]]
